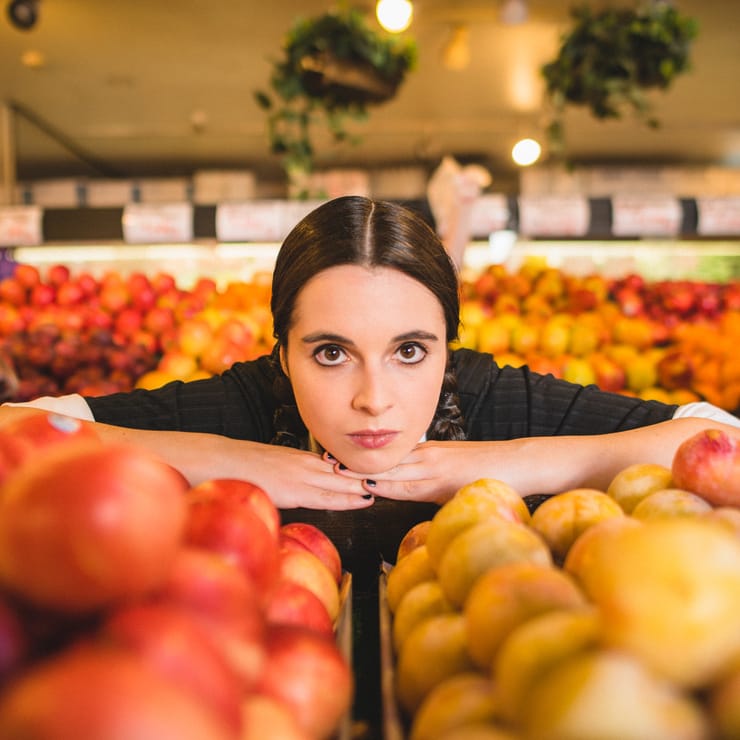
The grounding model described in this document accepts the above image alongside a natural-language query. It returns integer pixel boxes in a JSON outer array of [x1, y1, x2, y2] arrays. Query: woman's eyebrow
[[301, 330, 440, 344], [393, 330, 440, 342], [301, 331, 353, 344]]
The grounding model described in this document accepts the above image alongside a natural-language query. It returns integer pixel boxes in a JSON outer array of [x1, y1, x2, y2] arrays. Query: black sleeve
[[452, 349, 678, 440], [85, 355, 278, 442]]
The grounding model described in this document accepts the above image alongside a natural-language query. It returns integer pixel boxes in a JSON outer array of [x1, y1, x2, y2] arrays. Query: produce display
[[0, 412, 352, 740], [0, 261, 738, 415], [383, 429, 740, 740]]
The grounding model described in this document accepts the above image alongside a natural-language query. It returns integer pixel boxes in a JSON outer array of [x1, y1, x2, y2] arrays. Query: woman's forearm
[[471, 417, 740, 497]]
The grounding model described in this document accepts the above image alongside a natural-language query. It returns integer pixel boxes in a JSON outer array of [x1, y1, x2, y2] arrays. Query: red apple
[[12, 263, 40, 290], [279, 522, 342, 585], [0, 644, 236, 740], [184, 495, 280, 598], [0, 412, 101, 484], [0, 443, 188, 613], [0, 278, 26, 307], [99, 284, 130, 313], [101, 603, 243, 734], [160, 548, 269, 694], [152, 271, 177, 294], [55, 281, 84, 307], [264, 580, 334, 636], [114, 307, 144, 337], [188, 479, 280, 542], [672, 429, 740, 507], [256, 624, 353, 739], [144, 305, 176, 334], [30, 283, 55, 308], [46, 264, 70, 287], [0, 304, 25, 335], [278, 548, 340, 623]]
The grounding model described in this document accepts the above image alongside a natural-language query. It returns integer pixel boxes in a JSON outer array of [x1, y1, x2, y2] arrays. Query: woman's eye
[[314, 345, 347, 366], [396, 342, 426, 364]]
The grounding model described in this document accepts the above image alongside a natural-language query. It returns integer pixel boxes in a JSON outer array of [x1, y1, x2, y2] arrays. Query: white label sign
[[518, 196, 590, 237], [122, 203, 193, 243], [469, 194, 510, 237], [697, 196, 740, 235], [216, 200, 325, 242], [0, 206, 43, 246], [612, 195, 682, 236]]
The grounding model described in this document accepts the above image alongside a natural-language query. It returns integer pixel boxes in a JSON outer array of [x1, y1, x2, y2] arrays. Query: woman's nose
[[351, 366, 393, 415]]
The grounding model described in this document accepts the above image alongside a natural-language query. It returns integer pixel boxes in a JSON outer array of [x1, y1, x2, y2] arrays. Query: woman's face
[[281, 264, 448, 474]]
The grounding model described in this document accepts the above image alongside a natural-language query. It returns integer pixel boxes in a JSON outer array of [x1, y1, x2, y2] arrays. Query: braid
[[427, 358, 467, 441], [268, 344, 307, 449]]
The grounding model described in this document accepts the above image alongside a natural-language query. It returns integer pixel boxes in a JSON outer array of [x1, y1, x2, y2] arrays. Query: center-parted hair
[[269, 195, 466, 447]]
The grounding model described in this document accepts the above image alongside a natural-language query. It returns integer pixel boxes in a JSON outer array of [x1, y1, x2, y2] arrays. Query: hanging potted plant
[[254, 6, 417, 197], [541, 1, 699, 156]]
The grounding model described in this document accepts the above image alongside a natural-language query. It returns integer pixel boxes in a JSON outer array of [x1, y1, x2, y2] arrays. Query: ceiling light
[[512, 137, 541, 166], [7, 0, 40, 31], [376, 0, 413, 33], [500, 0, 528, 25]]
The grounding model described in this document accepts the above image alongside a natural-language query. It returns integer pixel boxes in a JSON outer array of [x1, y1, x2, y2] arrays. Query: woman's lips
[[347, 430, 399, 449]]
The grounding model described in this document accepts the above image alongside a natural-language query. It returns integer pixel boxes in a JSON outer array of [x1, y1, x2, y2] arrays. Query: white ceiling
[[1, 0, 739, 188]]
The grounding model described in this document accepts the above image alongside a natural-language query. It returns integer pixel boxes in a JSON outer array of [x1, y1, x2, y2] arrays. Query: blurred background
[[1, 0, 738, 192]]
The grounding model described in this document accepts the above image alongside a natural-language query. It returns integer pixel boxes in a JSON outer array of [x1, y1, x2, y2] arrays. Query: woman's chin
[[337, 446, 409, 476]]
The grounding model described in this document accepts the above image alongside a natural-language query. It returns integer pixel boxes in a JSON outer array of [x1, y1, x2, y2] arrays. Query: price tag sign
[[0, 206, 43, 246], [469, 194, 510, 237], [696, 196, 740, 235], [216, 200, 325, 242], [612, 195, 682, 236], [518, 195, 590, 237], [122, 203, 193, 243], [216, 202, 283, 242]]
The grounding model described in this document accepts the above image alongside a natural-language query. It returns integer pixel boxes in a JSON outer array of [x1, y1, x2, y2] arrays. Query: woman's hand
[[221, 442, 376, 511], [328, 440, 493, 505]]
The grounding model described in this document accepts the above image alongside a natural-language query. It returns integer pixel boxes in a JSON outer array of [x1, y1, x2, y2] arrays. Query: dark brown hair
[[269, 195, 466, 446]]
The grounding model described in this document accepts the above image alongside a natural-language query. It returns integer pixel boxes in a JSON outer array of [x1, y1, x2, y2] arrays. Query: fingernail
[[365, 479, 376, 488], [324, 452, 336, 461], [338, 463, 347, 471], [362, 493, 374, 500]]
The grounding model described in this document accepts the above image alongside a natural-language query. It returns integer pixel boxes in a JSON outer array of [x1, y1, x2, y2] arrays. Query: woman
[[3, 195, 738, 511]]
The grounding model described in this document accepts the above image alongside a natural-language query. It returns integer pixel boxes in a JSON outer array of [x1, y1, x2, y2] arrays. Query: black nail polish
[[338, 463, 347, 471], [365, 479, 376, 487], [325, 452, 336, 461], [362, 493, 373, 500]]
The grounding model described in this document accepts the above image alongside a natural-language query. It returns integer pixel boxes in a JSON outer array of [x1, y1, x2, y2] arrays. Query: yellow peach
[[529, 488, 624, 563], [572, 518, 740, 688], [392, 580, 455, 654], [437, 519, 552, 608], [464, 561, 586, 670], [493, 607, 602, 726], [522, 650, 709, 740], [409, 672, 498, 740], [631, 488, 712, 520], [386, 545, 435, 614], [425, 479, 528, 570], [395, 613, 476, 716], [606, 462, 673, 514]]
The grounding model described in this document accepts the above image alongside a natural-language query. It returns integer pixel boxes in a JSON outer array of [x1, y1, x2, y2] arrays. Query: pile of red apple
[[0, 412, 353, 739], [0, 263, 212, 400]]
